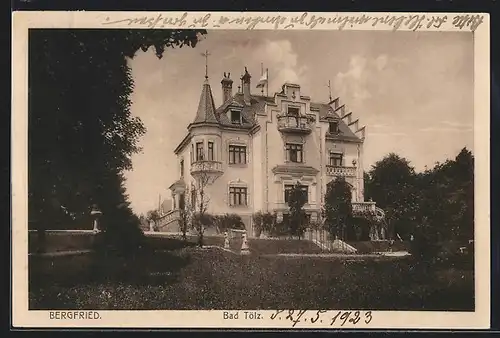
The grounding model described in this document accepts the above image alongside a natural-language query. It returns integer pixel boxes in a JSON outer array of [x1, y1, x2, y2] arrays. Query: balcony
[[190, 160, 223, 176], [326, 165, 356, 177], [352, 201, 376, 214], [277, 115, 313, 134], [270, 202, 319, 212]]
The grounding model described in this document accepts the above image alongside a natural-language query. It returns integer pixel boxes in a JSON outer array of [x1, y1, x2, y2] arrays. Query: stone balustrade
[[276, 115, 313, 134], [352, 201, 377, 213], [326, 165, 356, 177], [158, 209, 180, 227], [190, 160, 223, 174]]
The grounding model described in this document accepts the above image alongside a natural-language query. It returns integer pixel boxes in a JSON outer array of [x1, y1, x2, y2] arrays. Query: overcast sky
[[123, 30, 474, 215]]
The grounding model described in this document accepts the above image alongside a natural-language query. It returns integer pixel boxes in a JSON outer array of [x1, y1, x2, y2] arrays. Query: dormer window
[[329, 121, 339, 134], [231, 110, 242, 124]]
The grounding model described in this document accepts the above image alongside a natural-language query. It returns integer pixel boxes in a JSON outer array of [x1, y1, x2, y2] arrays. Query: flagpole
[[266, 68, 269, 97], [260, 63, 264, 96]]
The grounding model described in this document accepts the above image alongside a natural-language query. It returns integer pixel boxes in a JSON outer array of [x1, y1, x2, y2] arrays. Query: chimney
[[221, 72, 233, 104], [241, 67, 251, 104]]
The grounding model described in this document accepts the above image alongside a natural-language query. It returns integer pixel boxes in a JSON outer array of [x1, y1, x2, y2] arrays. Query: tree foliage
[[213, 214, 245, 233], [29, 29, 206, 252], [190, 164, 213, 247], [287, 183, 308, 239], [365, 148, 474, 246], [146, 209, 160, 231], [179, 189, 194, 242], [364, 153, 420, 239], [323, 177, 353, 240]]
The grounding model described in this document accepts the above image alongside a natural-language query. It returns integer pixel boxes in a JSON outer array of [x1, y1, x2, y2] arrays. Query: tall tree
[[28, 29, 206, 249], [365, 153, 419, 239], [287, 182, 308, 239], [365, 148, 474, 246], [415, 148, 474, 242], [323, 177, 353, 240], [190, 162, 212, 247], [179, 188, 193, 242]]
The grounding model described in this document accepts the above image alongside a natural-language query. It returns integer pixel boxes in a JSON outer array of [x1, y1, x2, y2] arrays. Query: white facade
[[166, 70, 376, 235]]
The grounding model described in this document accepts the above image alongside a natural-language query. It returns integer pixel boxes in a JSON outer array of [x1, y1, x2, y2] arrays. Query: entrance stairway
[[156, 209, 181, 232]]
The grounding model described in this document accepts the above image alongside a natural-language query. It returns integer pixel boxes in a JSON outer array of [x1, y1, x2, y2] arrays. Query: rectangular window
[[180, 159, 184, 177], [329, 122, 339, 134], [329, 152, 343, 166], [284, 184, 308, 203], [190, 144, 194, 164], [196, 142, 204, 161], [208, 141, 214, 161], [231, 110, 241, 124], [229, 145, 247, 164], [286, 143, 303, 163], [229, 187, 247, 206]]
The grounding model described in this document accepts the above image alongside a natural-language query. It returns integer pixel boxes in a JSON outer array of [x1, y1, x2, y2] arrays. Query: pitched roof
[[215, 93, 273, 128], [191, 78, 218, 125], [311, 102, 360, 141], [187, 78, 360, 141]]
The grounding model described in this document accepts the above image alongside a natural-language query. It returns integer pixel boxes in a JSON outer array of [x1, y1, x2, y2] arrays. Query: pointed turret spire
[[191, 77, 218, 124]]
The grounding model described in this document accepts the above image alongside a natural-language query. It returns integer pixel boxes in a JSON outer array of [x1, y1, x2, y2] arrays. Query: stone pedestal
[[90, 205, 102, 234], [241, 232, 250, 255], [223, 231, 230, 249]]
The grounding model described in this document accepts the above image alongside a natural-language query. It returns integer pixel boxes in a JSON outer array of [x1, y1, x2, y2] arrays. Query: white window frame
[[228, 184, 248, 207]]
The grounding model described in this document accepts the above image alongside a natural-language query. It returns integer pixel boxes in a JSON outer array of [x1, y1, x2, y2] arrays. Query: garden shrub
[[214, 213, 245, 233], [252, 212, 263, 237]]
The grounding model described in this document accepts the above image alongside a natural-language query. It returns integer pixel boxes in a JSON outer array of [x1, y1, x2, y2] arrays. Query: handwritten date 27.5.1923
[[270, 310, 373, 327]]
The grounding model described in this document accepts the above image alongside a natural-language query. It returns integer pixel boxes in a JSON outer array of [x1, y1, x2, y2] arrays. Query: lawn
[[29, 245, 474, 311]]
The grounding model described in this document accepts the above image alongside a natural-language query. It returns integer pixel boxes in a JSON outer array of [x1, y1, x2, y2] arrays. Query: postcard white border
[[11, 11, 491, 329]]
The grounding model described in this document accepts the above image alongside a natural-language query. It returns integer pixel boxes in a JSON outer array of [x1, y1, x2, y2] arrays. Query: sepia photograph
[[12, 11, 490, 329]]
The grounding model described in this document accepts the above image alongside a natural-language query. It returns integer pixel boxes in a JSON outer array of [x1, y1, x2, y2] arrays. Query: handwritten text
[[102, 12, 485, 32]]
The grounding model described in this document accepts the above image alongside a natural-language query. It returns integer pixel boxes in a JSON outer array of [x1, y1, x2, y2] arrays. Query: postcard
[[11, 11, 490, 329]]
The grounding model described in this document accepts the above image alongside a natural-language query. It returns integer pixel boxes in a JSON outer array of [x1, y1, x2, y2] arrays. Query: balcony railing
[[270, 202, 319, 211], [190, 160, 223, 175], [277, 115, 313, 134], [326, 165, 356, 177]]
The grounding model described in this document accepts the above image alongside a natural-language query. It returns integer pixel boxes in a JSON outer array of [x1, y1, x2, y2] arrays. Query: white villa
[[161, 67, 384, 236]]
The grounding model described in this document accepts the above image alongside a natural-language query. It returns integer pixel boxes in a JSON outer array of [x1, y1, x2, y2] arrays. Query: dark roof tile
[[191, 78, 218, 125]]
